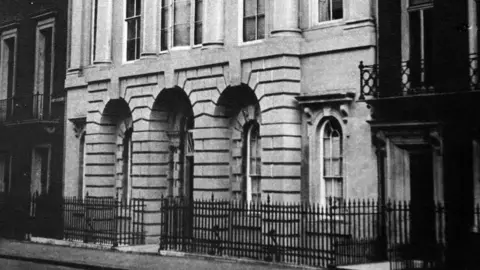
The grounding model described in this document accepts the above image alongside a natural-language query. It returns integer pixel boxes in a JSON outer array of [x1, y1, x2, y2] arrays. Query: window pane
[[174, 24, 190, 46], [126, 39, 136, 61], [194, 0, 203, 45], [323, 137, 331, 157], [332, 0, 343, 20], [332, 136, 340, 157], [127, 21, 136, 40], [325, 178, 333, 198], [126, 0, 135, 17], [195, 0, 203, 21], [332, 159, 341, 176], [161, 29, 168, 51], [135, 0, 141, 16], [135, 38, 140, 59], [257, 0, 265, 14], [243, 17, 256, 41], [318, 0, 331, 22], [244, 0, 257, 17], [174, 0, 190, 25], [194, 22, 202, 45], [257, 15, 265, 39], [323, 159, 331, 176], [335, 179, 343, 198], [174, 0, 190, 46]]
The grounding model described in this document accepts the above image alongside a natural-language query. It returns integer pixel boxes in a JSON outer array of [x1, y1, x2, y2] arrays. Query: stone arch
[[99, 98, 132, 199], [215, 84, 262, 201], [149, 86, 194, 199]]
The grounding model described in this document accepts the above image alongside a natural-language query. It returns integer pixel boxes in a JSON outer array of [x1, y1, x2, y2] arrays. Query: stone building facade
[[64, 0, 376, 243]]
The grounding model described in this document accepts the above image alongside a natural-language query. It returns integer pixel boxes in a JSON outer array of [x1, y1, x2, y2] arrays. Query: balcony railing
[[0, 93, 51, 123], [360, 55, 480, 99]]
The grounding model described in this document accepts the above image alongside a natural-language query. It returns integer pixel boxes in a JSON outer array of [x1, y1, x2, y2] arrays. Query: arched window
[[244, 122, 261, 203], [321, 119, 343, 204], [122, 128, 133, 202]]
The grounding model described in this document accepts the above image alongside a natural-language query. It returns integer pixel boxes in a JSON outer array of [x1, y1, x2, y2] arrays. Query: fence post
[[158, 193, 165, 253], [112, 193, 118, 247]]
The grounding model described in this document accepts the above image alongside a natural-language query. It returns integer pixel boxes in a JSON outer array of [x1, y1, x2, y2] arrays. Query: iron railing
[[360, 55, 479, 99], [387, 201, 446, 270], [29, 193, 146, 246], [160, 196, 480, 269], [0, 93, 51, 123], [160, 195, 386, 268]]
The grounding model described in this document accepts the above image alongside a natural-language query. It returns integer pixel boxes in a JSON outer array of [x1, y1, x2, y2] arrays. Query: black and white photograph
[[0, 0, 478, 269]]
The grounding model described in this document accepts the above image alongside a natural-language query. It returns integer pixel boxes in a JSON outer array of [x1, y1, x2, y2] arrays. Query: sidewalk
[[0, 238, 325, 270]]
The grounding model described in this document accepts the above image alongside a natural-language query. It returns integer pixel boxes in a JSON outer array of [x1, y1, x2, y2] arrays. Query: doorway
[[409, 149, 436, 247]]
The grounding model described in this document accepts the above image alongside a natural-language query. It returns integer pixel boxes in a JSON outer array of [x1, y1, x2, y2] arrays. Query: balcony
[[359, 54, 480, 100], [0, 93, 56, 124]]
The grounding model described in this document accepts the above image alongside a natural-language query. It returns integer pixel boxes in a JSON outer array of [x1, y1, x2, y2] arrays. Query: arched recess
[[98, 98, 132, 200], [216, 84, 261, 202], [150, 87, 194, 199], [309, 112, 346, 205]]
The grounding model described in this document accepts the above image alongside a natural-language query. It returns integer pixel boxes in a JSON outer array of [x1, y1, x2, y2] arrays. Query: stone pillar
[[271, 0, 300, 37], [141, 0, 158, 57], [94, 0, 112, 64], [203, 0, 224, 48], [68, 0, 83, 71]]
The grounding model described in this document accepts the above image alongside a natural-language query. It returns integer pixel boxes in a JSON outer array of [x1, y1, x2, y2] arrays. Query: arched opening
[[151, 87, 194, 199], [320, 118, 344, 205], [217, 85, 261, 202], [100, 98, 132, 200]]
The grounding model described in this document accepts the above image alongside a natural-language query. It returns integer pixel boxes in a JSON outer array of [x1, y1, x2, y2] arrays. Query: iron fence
[[30, 193, 146, 246], [160, 195, 385, 268], [160, 196, 480, 269], [360, 55, 480, 99]]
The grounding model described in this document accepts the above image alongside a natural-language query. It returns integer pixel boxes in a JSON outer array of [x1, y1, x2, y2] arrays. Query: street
[[0, 258, 84, 270]]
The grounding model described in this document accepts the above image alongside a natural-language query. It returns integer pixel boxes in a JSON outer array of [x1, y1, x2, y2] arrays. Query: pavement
[[0, 238, 325, 270]]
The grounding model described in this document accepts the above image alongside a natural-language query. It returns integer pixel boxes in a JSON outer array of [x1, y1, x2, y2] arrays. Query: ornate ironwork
[[470, 53, 479, 91], [359, 61, 379, 100]]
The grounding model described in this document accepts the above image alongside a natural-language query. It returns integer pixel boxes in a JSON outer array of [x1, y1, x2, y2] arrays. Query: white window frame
[[0, 28, 18, 100], [160, 0, 203, 52], [311, 0, 344, 27], [30, 144, 52, 196], [244, 122, 261, 205], [238, 0, 266, 45], [34, 17, 55, 120], [124, 0, 142, 62], [319, 119, 344, 206], [91, 0, 99, 64]]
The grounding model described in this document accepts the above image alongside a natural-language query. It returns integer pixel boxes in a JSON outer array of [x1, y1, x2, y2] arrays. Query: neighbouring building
[[65, 0, 376, 244], [359, 0, 480, 268], [0, 0, 68, 238]]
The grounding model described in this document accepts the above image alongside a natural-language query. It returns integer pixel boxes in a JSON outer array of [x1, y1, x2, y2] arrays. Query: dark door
[[409, 150, 436, 248]]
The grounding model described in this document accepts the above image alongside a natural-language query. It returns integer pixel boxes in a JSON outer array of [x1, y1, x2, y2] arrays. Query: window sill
[[238, 39, 265, 47], [307, 19, 345, 31]]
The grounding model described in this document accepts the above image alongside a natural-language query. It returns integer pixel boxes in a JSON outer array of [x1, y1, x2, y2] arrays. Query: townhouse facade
[[359, 0, 480, 268], [64, 0, 376, 243], [0, 0, 67, 238]]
